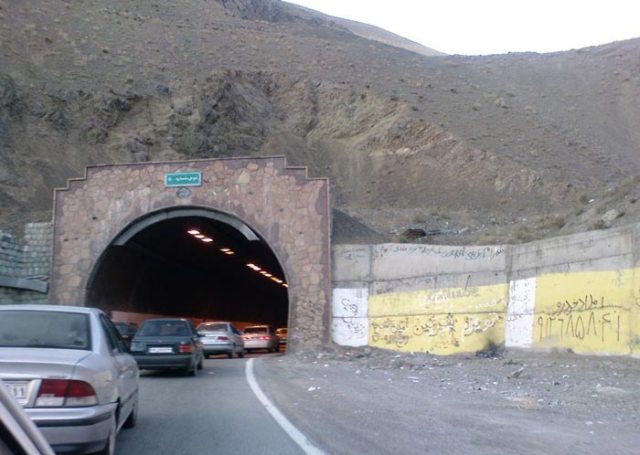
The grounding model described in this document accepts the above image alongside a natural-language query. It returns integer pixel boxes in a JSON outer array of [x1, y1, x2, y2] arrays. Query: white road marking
[[245, 358, 325, 455]]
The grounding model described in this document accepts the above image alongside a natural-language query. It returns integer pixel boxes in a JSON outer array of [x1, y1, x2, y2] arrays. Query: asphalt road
[[115, 353, 307, 455]]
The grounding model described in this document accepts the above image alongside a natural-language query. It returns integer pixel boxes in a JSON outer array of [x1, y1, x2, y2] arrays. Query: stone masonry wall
[[50, 157, 331, 350], [0, 222, 51, 304]]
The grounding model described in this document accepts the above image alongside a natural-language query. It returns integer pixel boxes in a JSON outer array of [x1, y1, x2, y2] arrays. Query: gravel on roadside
[[255, 345, 640, 455]]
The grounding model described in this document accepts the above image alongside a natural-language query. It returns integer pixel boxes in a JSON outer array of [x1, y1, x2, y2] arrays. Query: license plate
[[203, 338, 222, 344], [148, 347, 173, 354], [6, 382, 28, 404]]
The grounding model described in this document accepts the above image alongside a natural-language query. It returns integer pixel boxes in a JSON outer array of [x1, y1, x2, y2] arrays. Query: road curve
[[116, 355, 311, 455]]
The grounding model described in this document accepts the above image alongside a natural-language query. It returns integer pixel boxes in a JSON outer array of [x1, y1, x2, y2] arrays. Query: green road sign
[[164, 172, 202, 187]]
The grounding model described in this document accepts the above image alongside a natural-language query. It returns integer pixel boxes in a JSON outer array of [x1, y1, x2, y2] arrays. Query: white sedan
[[242, 325, 280, 353], [0, 304, 140, 455], [197, 321, 245, 358]]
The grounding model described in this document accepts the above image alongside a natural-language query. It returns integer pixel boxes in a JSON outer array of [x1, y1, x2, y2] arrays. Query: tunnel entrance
[[88, 208, 289, 329], [50, 157, 331, 350]]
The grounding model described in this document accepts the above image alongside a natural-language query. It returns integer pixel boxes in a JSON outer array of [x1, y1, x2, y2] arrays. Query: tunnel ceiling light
[[222, 253, 286, 289], [186, 229, 287, 287], [188, 229, 214, 244]]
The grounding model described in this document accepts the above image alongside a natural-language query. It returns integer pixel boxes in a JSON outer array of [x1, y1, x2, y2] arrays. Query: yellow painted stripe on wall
[[369, 284, 507, 317], [368, 284, 507, 355], [533, 269, 635, 354]]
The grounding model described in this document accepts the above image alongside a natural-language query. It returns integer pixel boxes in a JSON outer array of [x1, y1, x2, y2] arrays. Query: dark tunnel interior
[[87, 215, 289, 328]]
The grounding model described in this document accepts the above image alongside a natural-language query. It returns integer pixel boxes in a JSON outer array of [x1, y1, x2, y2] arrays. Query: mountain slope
[[0, 0, 639, 244]]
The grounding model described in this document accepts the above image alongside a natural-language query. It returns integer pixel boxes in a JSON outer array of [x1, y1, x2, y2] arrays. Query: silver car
[[242, 325, 280, 353], [197, 321, 245, 358], [0, 304, 140, 455], [0, 378, 55, 455]]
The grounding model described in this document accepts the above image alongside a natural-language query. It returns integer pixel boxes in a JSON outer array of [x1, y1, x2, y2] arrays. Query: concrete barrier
[[333, 224, 640, 357]]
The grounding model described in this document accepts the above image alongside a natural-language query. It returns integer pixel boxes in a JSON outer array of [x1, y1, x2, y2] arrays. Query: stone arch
[[50, 156, 331, 349]]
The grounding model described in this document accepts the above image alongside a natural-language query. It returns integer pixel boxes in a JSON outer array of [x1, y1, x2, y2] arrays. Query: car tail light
[[178, 343, 194, 353], [218, 336, 229, 341], [260, 336, 271, 340], [36, 379, 98, 407]]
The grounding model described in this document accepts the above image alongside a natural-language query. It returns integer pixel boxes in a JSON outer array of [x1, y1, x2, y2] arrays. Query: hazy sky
[[285, 0, 640, 55]]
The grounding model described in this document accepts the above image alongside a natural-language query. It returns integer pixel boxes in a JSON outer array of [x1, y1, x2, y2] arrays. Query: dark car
[[113, 322, 138, 346], [130, 318, 204, 376]]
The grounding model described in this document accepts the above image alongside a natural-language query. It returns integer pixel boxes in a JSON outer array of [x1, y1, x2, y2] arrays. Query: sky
[[285, 0, 640, 55]]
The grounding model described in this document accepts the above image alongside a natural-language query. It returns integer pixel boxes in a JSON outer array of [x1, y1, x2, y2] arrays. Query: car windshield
[[114, 322, 127, 332], [138, 320, 190, 337], [198, 323, 227, 332], [244, 327, 268, 334], [0, 310, 90, 350]]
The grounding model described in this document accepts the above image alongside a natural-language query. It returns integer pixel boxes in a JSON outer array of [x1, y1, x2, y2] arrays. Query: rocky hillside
[[1, 0, 639, 244]]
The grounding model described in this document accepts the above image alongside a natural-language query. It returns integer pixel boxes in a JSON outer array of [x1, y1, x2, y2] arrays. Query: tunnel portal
[[50, 157, 330, 349]]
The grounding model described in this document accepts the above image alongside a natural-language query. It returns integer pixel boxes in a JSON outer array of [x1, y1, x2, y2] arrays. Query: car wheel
[[186, 360, 197, 376], [227, 351, 234, 359], [123, 396, 138, 429], [96, 414, 117, 455], [238, 350, 245, 358]]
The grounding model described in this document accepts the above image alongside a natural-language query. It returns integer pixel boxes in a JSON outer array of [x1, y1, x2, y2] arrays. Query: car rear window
[[0, 310, 90, 350], [138, 320, 190, 336], [197, 323, 227, 332], [243, 326, 268, 334]]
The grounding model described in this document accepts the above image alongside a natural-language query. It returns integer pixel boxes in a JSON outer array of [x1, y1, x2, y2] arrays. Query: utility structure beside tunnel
[[49, 156, 331, 350]]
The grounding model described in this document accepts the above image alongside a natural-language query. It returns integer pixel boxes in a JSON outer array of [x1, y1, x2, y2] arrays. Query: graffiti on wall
[[374, 244, 506, 261], [532, 270, 633, 354], [332, 288, 368, 346], [332, 258, 640, 357], [368, 284, 507, 355]]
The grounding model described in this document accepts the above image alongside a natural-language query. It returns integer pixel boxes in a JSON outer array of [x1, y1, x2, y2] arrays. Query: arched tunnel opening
[[86, 209, 289, 332]]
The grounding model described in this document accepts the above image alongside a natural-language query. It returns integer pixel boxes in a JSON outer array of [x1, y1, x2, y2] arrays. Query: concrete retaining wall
[[333, 224, 640, 357], [3, 219, 640, 356]]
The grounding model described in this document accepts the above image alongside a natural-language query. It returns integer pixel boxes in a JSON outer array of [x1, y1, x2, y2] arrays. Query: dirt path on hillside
[[255, 348, 639, 455]]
